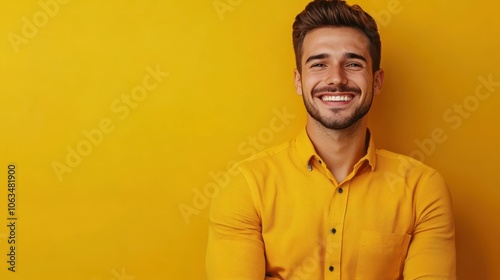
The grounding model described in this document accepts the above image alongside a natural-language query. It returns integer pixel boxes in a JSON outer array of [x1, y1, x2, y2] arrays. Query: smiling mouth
[[313, 85, 360, 103], [320, 95, 353, 102]]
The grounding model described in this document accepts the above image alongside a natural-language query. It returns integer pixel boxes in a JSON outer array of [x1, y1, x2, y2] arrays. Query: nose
[[325, 64, 347, 86]]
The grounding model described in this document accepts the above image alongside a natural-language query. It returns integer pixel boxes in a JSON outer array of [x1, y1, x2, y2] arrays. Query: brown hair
[[292, 0, 381, 73]]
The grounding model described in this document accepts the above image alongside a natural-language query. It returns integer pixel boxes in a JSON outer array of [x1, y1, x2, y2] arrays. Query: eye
[[311, 63, 326, 68], [346, 62, 362, 68]]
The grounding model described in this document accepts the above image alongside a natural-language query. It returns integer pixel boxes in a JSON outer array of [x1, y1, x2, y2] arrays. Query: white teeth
[[321, 95, 352, 102]]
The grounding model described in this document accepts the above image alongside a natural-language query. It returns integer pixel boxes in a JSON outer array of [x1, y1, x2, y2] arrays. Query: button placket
[[326, 180, 350, 278]]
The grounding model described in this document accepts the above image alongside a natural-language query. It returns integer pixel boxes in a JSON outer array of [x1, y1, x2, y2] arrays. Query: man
[[207, 0, 456, 279]]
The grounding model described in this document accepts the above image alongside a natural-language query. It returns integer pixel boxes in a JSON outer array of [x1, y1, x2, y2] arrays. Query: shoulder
[[375, 148, 437, 175], [374, 149, 448, 191], [212, 140, 297, 216], [237, 140, 297, 172]]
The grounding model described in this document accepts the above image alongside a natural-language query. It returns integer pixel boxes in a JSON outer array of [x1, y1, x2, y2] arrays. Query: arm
[[403, 171, 456, 279], [206, 169, 265, 280]]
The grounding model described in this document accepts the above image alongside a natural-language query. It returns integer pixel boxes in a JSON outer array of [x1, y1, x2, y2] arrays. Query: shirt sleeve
[[206, 167, 265, 280], [403, 171, 457, 279]]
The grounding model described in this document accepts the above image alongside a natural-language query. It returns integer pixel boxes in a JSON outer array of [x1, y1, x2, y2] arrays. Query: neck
[[306, 117, 368, 183]]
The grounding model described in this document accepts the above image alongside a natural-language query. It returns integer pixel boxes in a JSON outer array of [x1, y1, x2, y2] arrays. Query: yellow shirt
[[207, 129, 456, 280]]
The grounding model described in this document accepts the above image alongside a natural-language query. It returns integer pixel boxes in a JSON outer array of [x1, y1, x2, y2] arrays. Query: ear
[[373, 68, 384, 96], [294, 69, 303, 96]]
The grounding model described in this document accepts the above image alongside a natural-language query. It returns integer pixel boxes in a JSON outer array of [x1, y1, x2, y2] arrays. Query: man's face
[[294, 27, 384, 130]]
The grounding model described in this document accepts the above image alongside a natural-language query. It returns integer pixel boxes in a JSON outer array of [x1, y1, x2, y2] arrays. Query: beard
[[302, 84, 374, 130]]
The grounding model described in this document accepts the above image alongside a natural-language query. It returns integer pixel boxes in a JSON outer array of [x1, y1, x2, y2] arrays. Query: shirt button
[[338, 188, 343, 193], [331, 228, 336, 234], [329, 266, 334, 272]]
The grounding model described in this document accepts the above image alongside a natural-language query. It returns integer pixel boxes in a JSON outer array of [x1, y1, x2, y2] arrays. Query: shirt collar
[[295, 128, 377, 171]]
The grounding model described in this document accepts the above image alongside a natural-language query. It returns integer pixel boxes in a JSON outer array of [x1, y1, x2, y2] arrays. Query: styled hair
[[292, 0, 381, 73]]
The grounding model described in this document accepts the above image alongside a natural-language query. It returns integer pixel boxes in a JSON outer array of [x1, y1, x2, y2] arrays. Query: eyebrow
[[305, 53, 330, 65], [344, 52, 368, 63], [305, 52, 368, 65]]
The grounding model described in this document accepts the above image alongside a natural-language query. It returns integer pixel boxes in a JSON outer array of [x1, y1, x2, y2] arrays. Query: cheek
[[303, 74, 322, 92], [350, 73, 371, 91], [358, 72, 372, 86], [306, 71, 328, 81]]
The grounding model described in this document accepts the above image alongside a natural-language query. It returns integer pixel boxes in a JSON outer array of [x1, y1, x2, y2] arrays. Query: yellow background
[[1, 0, 499, 279]]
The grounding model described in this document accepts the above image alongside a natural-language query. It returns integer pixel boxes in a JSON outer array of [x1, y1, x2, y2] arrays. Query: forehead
[[302, 26, 371, 62]]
